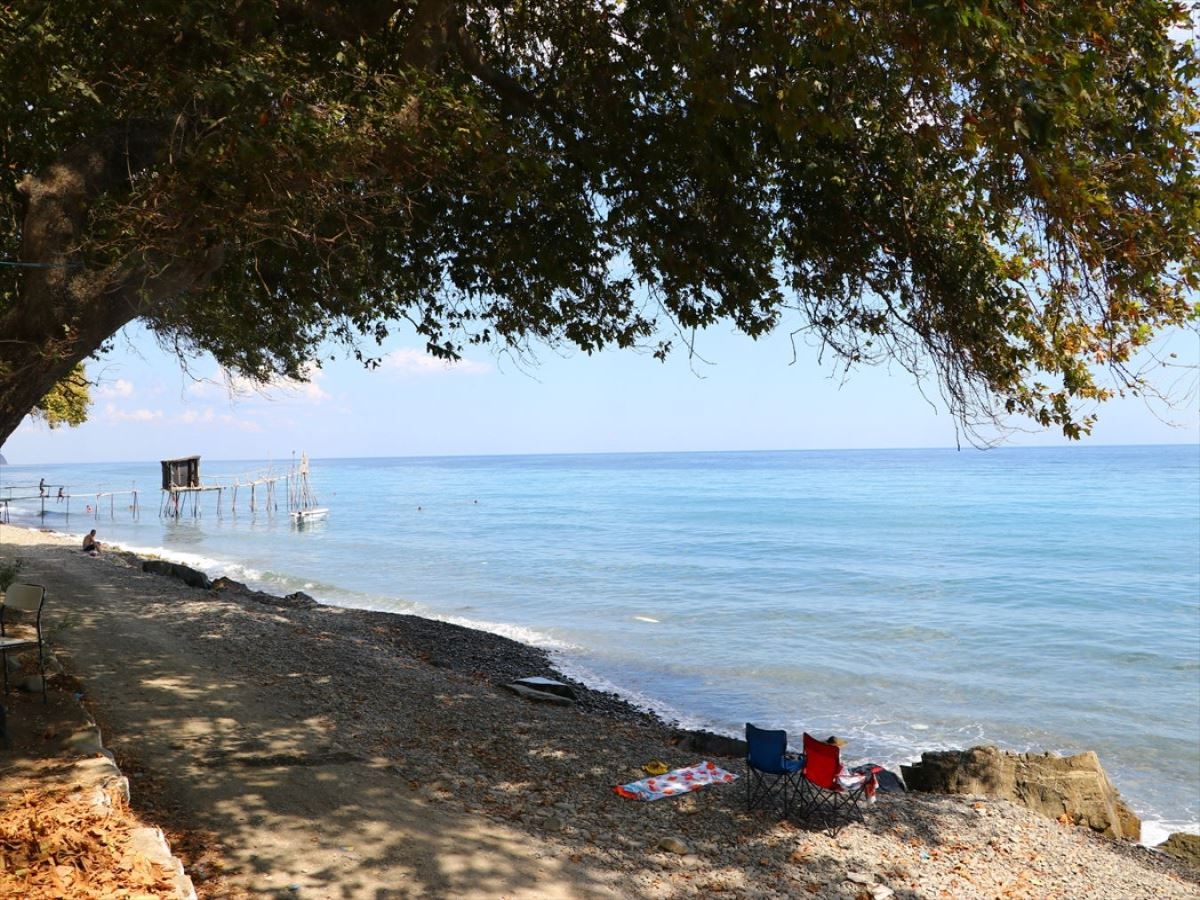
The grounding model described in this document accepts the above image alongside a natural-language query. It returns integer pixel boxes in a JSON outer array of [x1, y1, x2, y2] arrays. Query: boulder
[[503, 682, 574, 705], [657, 836, 690, 855], [901, 746, 1140, 841], [511, 676, 577, 701], [210, 578, 317, 609], [279, 591, 319, 609], [1158, 833, 1200, 870], [670, 728, 748, 759], [142, 559, 212, 590]]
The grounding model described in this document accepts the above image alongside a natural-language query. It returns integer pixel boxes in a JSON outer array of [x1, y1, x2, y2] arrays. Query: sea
[[1, 445, 1197, 844]]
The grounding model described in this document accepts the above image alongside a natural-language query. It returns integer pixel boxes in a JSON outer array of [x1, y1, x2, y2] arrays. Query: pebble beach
[[1, 524, 1197, 899]]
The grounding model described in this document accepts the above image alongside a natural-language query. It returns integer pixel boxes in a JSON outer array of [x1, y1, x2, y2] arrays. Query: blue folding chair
[[745, 723, 804, 818], [1, 583, 46, 704]]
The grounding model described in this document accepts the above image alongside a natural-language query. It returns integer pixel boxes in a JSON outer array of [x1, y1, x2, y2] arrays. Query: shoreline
[[1, 522, 1197, 898], [9, 519, 1199, 848], [3, 445, 1197, 843], [38, 522, 676, 729]]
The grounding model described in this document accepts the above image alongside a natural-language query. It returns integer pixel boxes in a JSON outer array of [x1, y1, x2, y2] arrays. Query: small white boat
[[289, 455, 328, 525], [291, 507, 329, 523]]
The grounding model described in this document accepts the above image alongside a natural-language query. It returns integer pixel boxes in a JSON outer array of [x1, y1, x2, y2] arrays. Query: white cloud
[[97, 379, 134, 398], [286, 374, 330, 402], [96, 402, 259, 433], [219, 413, 263, 433], [184, 378, 218, 398], [224, 363, 329, 404], [102, 404, 162, 423], [173, 407, 261, 432], [177, 408, 216, 425], [381, 348, 491, 376], [182, 365, 330, 405]]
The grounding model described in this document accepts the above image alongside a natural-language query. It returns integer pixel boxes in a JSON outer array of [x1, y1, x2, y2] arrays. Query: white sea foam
[[406, 608, 579, 653], [106, 539, 264, 583], [633, 615, 660, 623], [1140, 819, 1200, 848], [85, 535, 570, 656], [549, 654, 700, 727]]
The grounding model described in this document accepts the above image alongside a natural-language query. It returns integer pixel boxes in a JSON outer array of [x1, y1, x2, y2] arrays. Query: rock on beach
[[902, 745, 1141, 840]]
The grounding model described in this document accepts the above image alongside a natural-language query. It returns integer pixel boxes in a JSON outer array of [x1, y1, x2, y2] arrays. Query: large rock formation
[[901, 745, 1140, 841], [209, 576, 318, 609], [1158, 833, 1200, 870], [142, 559, 212, 590], [670, 729, 748, 759]]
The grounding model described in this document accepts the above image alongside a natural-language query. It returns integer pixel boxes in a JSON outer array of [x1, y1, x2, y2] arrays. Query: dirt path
[[2, 527, 624, 899]]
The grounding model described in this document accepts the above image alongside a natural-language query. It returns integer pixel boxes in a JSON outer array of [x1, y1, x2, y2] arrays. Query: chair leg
[[1, 649, 7, 697], [747, 769, 793, 819], [793, 781, 866, 833], [37, 641, 45, 704], [785, 773, 802, 819]]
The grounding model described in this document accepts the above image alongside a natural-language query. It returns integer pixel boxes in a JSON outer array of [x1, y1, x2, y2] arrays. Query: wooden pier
[[0, 483, 140, 524], [160, 454, 321, 519], [0, 454, 321, 524]]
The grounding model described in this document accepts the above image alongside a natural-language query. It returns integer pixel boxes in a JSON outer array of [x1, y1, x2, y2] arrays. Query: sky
[[4, 316, 1197, 465]]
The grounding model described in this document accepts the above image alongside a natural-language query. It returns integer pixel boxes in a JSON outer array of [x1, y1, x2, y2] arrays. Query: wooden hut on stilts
[[158, 454, 323, 521]]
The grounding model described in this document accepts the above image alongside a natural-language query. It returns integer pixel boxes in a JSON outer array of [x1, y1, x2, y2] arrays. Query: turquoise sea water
[[2, 445, 1197, 841]]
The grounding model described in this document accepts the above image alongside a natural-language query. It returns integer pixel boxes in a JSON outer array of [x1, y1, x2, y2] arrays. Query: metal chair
[[794, 732, 874, 829], [745, 723, 804, 818], [1, 583, 47, 703]]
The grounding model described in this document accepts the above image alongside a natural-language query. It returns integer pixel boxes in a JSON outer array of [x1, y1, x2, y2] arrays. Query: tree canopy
[[32, 363, 89, 429], [1, 0, 1197, 446]]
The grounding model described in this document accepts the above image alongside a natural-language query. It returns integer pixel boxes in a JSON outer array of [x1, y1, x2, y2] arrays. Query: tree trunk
[[0, 254, 223, 448], [0, 127, 222, 449], [0, 0, 494, 448]]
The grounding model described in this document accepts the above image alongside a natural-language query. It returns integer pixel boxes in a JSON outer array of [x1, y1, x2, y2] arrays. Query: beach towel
[[851, 763, 905, 793], [613, 760, 738, 801]]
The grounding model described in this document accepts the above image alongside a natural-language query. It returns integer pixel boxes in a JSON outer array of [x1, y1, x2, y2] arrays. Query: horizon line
[[3, 440, 1198, 468]]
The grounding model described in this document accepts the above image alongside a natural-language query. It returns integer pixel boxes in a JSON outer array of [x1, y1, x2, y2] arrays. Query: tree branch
[[448, 19, 538, 115]]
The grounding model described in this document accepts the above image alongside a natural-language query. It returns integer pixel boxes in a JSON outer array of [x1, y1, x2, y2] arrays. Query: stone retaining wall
[[10, 645, 196, 900]]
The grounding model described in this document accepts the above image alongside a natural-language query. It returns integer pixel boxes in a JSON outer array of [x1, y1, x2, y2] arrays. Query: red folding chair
[[795, 732, 875, 829]]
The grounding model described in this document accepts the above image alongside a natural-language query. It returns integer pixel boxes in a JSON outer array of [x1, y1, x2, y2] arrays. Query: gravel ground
[[2, 525, 1196, 899]]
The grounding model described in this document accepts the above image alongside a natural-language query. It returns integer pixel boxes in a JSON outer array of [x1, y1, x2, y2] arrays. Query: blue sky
[[4, 317, 1197, 465]]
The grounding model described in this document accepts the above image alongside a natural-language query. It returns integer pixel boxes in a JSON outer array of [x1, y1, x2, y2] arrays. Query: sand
[[1, 524, 1196, 899]]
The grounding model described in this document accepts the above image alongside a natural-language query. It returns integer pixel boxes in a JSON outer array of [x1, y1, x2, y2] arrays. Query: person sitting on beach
[[82, 529, 101, 555]]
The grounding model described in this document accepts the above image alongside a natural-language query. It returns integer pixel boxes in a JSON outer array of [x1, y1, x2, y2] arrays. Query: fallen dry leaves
[[0, 785, 176, 898]]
